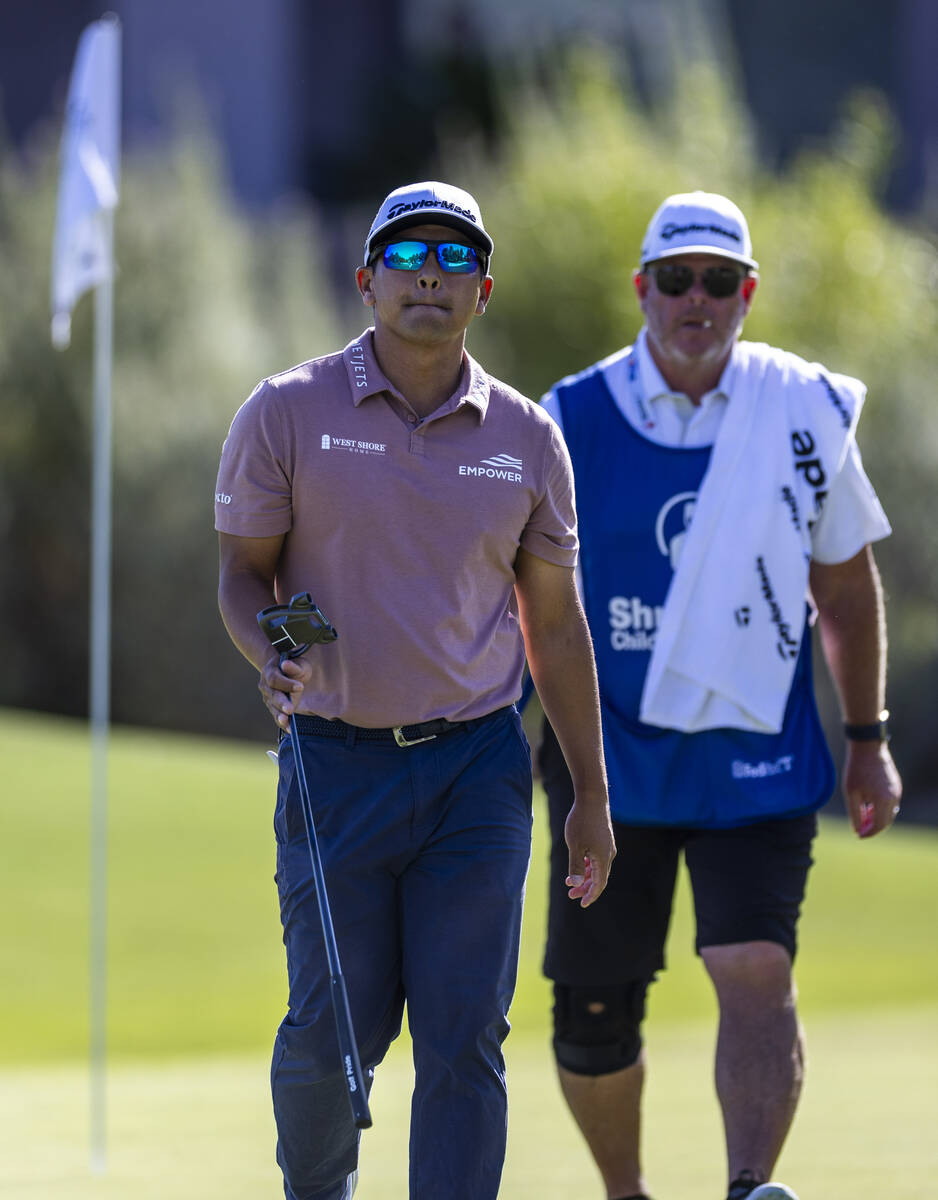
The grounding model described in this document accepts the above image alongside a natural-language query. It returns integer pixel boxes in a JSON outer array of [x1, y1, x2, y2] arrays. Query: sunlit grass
[[2, 707, 936, 1196]]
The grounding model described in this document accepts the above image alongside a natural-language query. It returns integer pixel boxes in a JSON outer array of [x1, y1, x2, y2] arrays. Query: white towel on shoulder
[[639, 341, 864, 733]]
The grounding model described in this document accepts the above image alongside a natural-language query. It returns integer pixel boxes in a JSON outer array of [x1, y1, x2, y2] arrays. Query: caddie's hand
[[564, 794, 616, 907], [843, 741, 902, 839], [258, 654, 312, 731]]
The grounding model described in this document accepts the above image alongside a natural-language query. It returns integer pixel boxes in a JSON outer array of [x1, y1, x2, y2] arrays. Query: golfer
[[538, 191, 902, 1200], [215, 181, 615, 1200]]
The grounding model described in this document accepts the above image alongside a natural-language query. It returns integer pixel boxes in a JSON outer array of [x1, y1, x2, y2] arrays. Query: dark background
[[3, 2, 936, 217]]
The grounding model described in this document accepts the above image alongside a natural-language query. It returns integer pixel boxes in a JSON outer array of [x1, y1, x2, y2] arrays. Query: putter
[[257, 593, 373, 1130]]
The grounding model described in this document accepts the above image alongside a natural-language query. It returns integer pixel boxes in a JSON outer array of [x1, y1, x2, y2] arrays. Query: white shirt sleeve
[[810, 439, 891, 563]]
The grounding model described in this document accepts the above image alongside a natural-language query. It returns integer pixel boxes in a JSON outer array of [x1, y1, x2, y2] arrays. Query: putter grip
[[331, 974, 373, 1129]]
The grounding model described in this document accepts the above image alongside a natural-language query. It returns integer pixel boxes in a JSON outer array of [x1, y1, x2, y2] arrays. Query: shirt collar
[[343, 329, 490, 422], [462, 351, 491, 421], [342, 329, 394, 404]]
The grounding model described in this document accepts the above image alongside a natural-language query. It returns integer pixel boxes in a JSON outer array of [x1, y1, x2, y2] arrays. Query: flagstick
[[89, 205, 114, 1175], [49, 13, 120, 1173]]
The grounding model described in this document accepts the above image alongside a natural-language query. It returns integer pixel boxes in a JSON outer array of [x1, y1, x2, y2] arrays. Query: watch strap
[[844, 710, 890, 742]]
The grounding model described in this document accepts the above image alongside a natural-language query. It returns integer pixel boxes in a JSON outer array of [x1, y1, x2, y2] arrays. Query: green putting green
[[2, 1011, 936, 1198], [2, 708, 935, 1197]]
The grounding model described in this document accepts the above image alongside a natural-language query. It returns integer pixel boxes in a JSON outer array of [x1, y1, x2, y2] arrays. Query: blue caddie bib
[[556, 361, 834, 827]]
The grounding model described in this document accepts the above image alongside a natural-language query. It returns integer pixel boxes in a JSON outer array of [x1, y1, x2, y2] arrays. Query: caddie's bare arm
[[514, 547, 616, 905], [218, 531, 311, 731], [810, 544, 902, 838]]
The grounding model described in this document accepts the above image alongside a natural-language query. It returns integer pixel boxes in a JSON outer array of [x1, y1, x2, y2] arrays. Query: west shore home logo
[[320, 433, 387, 456], [459, 453, 523, 482]]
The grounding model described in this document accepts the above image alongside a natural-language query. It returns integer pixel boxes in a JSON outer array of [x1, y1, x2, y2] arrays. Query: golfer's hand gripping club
[[257, 595, 372, 1130]]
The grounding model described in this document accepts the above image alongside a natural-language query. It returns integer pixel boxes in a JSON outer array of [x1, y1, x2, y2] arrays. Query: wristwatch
[[844, 709, 890, 742]]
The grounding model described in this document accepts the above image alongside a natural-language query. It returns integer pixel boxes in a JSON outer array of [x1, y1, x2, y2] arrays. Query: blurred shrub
[[0, 123, 341, 739], [455, 51, 938, 815]]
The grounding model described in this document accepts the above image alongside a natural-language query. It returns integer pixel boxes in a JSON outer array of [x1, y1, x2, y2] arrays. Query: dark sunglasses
[[374, 239, 483, 274], [650, 262, 747, 299]]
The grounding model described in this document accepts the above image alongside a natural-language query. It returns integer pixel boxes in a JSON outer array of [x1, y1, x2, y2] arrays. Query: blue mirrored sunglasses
[[376, 239, 482, 274]]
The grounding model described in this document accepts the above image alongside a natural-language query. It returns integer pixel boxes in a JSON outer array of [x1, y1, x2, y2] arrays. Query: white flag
[[51, 15, 121, 350]]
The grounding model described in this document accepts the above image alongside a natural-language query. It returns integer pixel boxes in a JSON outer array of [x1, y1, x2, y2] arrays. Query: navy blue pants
[[271, 706, 533, 1200]]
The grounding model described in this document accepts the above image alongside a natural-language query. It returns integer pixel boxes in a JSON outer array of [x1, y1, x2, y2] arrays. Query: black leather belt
[[290, 707, 509, 748]]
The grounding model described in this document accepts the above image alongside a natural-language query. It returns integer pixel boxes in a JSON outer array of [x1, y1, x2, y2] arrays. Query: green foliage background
[[0, 122, 342, 741], [0, 52, 936, 805]]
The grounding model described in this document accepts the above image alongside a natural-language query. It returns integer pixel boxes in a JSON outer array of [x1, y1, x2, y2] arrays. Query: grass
[[2, 709, 284, 1060], [2, 1011, 937, 1198], [2, 707, 937, 1196]]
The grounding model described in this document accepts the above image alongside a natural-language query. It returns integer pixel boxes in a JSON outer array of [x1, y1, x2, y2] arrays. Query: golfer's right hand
[[258, 655, 312, 731], [564, 794, 616, 908]]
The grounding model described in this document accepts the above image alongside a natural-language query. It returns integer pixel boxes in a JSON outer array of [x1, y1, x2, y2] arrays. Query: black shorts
[[539, 722, 817, 986]]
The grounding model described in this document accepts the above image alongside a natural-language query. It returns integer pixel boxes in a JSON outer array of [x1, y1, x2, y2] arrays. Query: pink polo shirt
[[215, 329, 578, 726]]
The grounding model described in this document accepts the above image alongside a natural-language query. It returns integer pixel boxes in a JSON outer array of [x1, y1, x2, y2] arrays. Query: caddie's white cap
[[363, 181, 494, 266], [640, 191, 758, 270]]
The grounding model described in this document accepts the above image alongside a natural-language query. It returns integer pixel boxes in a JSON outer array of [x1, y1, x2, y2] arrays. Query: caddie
[[537, 190, 902, 1200]]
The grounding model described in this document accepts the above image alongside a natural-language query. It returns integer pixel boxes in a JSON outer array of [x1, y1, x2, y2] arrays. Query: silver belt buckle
[[392, 725, 437, 748]]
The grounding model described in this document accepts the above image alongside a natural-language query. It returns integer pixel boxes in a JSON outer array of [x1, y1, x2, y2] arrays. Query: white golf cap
[[363, 181, 493, 266], [640, 191, 758, 270]]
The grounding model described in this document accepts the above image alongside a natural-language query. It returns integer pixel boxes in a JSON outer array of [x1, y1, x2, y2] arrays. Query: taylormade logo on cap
[[641, 191, 758, 270], [386, 197, 477, 223], [364, 181, 494, 265]]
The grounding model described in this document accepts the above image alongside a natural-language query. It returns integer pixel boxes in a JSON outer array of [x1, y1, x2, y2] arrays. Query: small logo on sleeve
[[215, 492, 232, 505]]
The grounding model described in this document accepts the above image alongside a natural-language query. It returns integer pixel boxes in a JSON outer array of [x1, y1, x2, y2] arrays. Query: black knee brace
[[552, 982, 648, 1076]]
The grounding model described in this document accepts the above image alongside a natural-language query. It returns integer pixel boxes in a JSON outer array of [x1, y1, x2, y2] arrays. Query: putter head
[[257, 592, 338, 660]]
